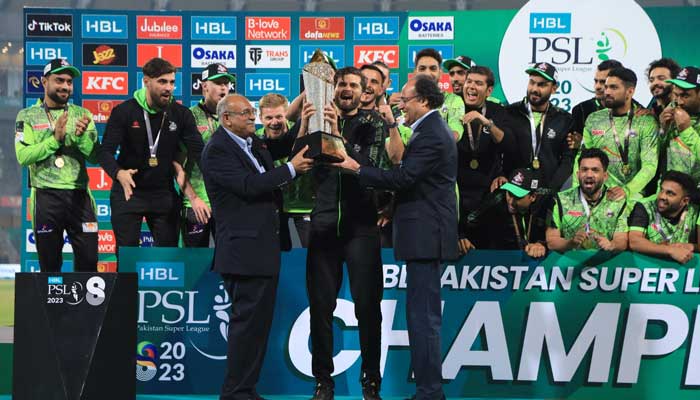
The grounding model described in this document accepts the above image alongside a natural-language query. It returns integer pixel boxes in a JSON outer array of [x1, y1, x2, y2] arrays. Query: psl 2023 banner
[[122, 247, 700, 399]]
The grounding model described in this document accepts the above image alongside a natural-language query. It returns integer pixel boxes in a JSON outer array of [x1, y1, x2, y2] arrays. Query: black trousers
[[181, 207, 215, 248], [33, 188, 97, 272], [110, 189, 180, 255], [220, 273, 279, 400], [306, 228, 383, 386]]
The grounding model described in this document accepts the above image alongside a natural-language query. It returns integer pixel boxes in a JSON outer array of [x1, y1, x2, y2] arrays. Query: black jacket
[[98, 98, 204, 193], [505, 100, 574, 192]]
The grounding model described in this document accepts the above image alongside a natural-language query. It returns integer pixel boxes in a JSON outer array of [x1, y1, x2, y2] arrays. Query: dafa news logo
[[498, 0, 662, 110]]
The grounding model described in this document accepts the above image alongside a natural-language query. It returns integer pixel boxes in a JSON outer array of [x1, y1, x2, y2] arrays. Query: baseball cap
[[666, 66, 700, 90], [525, 62, 558, 83], [43, 58, 80, 77], [443, 55, 476, 71], [201, 63, 236, 83], [501, 168, 540, 198]]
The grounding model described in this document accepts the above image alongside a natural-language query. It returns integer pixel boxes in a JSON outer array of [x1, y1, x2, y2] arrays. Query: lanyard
[[653, 208, 687, 243], [579, 189, 595, 234], [608, 108, 635, 165], [143, 109, 166, 159], [42, 102, 68, 131], [198, 102, 217, 133], [466, 104, 488, 153], [527, 102, 548, 163], [512, 213, 533, 249]]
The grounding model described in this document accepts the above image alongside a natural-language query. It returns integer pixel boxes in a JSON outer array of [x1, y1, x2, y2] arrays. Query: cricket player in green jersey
[[629, 171, 698, 264], [177, 63, 235, 247], [578, 67, 659, 201], [658, 66, 700, 184], [255, 93, 314, 247], [15, 59, 99, 271], [548, 148, 629, 252]]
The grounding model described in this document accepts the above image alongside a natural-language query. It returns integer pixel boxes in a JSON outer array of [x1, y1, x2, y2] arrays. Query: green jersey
[[255, 122, 315, 214], [550, 185, 629, 249], [629, 195, 700, 244], [184, 102, 219, 208], [440, 91, 465, 140], [661, 115, 700, 184], [579, 107, 659, 199], [15, 101, 98, 190]]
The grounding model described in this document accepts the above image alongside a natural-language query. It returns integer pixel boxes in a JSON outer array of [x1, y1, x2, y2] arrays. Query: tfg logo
[[245, 45, 290, 69], [82, 71, 128, 95], [26, 42, 72, 66], [26, 14, 73, 38], [299, 45, 344, 69], [245, 73, 290, 97], [353, 16, 399, 41], [353, 45, 399, 69], [136, 15, 182, 40], [81, 15, 128, 39], [191, 16, 236, 40], [408, 16, 454, 40]]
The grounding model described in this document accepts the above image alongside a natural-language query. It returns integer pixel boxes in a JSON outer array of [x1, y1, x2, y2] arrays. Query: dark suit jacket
[[359, 111, 458, 262], [201, 126, 293, 276]]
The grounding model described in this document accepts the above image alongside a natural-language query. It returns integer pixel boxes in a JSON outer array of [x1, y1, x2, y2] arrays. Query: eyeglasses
[[399, 95, 418, 104], [225, 108, 257, 117]]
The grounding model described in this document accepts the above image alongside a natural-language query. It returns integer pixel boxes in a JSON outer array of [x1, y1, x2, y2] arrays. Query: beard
[[150, 88, 171, 109], [604, 96, 626, 109], [654, 84, 673, 101], [580, 178, 604, 198], [334, 93, 360, 112], [527, 90, 550, 107], [47, 89, 70, 105]]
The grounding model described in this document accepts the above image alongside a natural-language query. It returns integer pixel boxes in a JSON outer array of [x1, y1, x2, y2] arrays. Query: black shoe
[[361, 376, 382, 400], [310, 382, 334, 400]]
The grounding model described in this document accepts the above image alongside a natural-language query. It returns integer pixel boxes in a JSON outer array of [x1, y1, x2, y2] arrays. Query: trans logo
[[499, 0, 661, 108]]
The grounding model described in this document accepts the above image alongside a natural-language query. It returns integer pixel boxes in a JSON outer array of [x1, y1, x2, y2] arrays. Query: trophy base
[[291, 131, 347, 163]]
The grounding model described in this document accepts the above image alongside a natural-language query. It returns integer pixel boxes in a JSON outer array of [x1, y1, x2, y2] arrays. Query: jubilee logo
[[136, 16, 182, 40]]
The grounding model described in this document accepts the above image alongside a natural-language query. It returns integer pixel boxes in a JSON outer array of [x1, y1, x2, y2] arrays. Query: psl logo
[[189, 281, 231, 360], [136, 341, 159, 381]]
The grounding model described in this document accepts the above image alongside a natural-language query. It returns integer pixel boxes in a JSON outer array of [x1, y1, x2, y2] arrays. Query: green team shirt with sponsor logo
[[15, 101, 99, 190], [578, 108, 659, 199], [392, 91, 466, 145], [255, 122, 315, 214], [184, 102, 218, 208], [629, 195, 700, 244], [661, 115, 700, 184], [550, 185, 629, 249]]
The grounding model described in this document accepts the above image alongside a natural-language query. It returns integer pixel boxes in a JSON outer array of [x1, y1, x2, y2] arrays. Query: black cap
[[43, 58, 80, 77], [666, 66, 700, 90], [501, 168, 541, 198], [201, 63, 235, 83], [443, 55, 476, 71], [525, 62, 558, 83]]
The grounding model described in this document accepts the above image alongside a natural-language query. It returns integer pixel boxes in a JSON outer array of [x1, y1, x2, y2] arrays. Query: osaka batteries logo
[[498, 0, 661, 107], [136, 341, 158, 381]]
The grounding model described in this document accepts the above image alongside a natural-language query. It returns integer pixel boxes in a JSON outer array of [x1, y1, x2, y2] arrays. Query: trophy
[[291, 49, 347, 163]]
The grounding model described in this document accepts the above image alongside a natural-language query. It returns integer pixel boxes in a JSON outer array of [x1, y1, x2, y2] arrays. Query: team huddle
[[14, 49, 700, 399]]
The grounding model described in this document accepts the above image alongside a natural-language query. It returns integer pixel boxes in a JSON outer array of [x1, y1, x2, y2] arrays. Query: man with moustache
[[494, 62, 573, 193], [547, 148, 629, 252], [255, 93, 314, 247], [658, 66, 700, 184], [442, 55, 476, 104], [175, 63, 235, 247], [359, 64, 385, 111], [99, 57, 204, 254], [628, 171, 699, 264], [647, 58, 682, 118], [200, 94, 313, 400], [455, 66, 513, 249], [15, 59, 99, 271], [578, 67, 658, 201], [293, 67, 386, 400]]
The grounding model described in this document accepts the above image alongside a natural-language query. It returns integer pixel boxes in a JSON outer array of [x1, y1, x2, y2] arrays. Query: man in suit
[[200, 94, 313, 400], [334, 75, 458, 400]]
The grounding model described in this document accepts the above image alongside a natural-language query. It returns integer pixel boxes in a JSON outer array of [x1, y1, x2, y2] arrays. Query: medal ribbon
[[653, 208, 687, 243], [466, 104, 488, 154], [512, 213, 533, 250], [527, 102, 548, 164], [608, 108, 634, 166], [143, 109, 167, 160]]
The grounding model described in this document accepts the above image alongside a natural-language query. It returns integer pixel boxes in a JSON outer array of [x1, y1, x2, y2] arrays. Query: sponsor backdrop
[[18, 2, 700, 397]]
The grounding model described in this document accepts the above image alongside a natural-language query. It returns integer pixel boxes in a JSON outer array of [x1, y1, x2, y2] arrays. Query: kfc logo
[[137, 44, 182, 67], [245, 17, 290, 40], [83, 72, 128, 95], [353, 45, 399, 69], [299, 17, 345, 40], [83, 100, 121, 124], [136, 16, 182, 40]]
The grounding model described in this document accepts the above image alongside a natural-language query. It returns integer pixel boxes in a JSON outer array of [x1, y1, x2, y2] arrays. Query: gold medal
[[148, 157, 159, 167], [470, 159, 479, 169], [54, 156, 65, 169], [532, 158, 540, 169], [621, 164, 630, 175]]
